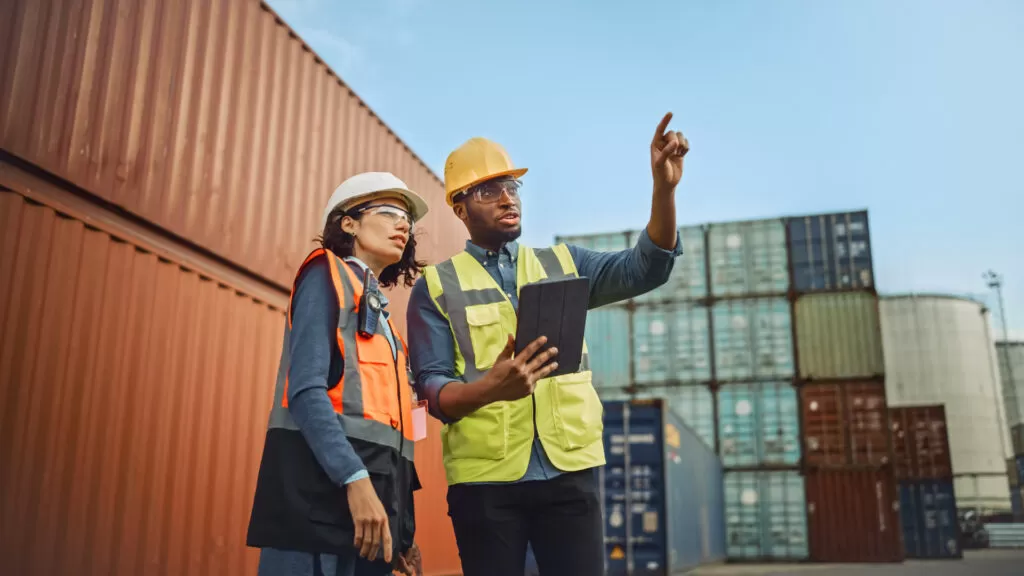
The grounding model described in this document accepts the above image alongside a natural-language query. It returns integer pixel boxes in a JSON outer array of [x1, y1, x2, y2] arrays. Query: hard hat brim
[[321, 186, 430, 230], [445, 167, 528, 206]]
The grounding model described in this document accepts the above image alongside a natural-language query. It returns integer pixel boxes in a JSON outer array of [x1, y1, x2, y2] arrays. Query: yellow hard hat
[[443, 137, 528, 206]]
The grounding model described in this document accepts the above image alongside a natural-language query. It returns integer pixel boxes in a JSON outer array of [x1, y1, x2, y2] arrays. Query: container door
[[806, 468, 903, 563], [602, 403, 668, 575]]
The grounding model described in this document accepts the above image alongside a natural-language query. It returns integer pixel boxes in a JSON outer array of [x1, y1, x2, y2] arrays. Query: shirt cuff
[[636, 227, 684, 258], [420, 373, 459, 424], [343, 469, 369, 485]]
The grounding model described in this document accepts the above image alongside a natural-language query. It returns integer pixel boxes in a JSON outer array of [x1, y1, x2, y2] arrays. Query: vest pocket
[[549, 371, 604, 450], [446, 402, 508, 460], [356, 335, 400, 426], [465, 303, 508, 372]]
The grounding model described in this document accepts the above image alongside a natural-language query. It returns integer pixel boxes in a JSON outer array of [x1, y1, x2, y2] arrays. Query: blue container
[[632, 303, 712, 385], [712, 298, 795, 381], [1016, 455, 1024, 485], [601, 399, 726, 575], [586, 306, 631, 390], [633, 225, 709, 302], [717, 382, 801, 467], [599, 385, 716, 450], [1011, 487, 1023, 519], [898, 479, 962, 559], [787, 210, 874, 293], [724, 471, 809, 560]]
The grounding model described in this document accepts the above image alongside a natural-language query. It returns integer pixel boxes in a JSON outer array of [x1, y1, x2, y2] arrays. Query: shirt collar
[[343, 256, 390, 310], [465, 240, 518, 264]]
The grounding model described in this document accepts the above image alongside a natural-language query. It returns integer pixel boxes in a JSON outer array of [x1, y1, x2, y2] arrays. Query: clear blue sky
[[268, 0, 1023, 336]]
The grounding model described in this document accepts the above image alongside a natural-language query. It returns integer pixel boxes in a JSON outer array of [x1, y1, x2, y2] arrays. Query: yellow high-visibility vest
[[423, 244, 606, 485]]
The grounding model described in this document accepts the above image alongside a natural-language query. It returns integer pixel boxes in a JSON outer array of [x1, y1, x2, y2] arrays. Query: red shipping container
[[800, 381, 892, 468], [889, 405, 953, 480], [805, 467, 903, 563]]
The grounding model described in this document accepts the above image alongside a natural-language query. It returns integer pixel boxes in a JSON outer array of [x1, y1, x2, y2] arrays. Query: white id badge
[[411, 400, 428, 441]]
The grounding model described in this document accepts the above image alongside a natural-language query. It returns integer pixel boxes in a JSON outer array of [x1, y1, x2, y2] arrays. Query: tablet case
[[514, 276, 590, 377]]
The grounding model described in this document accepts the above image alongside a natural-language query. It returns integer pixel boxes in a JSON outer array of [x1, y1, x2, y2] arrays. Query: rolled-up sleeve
[[568, 227, 683, 309], [287, 260, 368, 485], [406, 277, 461, 423]]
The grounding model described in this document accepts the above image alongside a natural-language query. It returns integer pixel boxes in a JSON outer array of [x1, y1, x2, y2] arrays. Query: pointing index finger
[[653, 112, 673, 144]]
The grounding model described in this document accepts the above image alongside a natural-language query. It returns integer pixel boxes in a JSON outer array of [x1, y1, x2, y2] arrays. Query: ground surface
[[690, 549, 1024, 575]]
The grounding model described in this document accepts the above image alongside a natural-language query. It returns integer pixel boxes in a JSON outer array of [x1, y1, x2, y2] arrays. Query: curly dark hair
[[316, 205, 425, 288]]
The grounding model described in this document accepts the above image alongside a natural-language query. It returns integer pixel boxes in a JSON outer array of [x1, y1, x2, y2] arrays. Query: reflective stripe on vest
[[268, 249, 415, 462], [423, 244, 604, 485]]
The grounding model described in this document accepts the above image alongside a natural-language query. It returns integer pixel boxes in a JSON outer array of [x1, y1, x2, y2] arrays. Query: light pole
[[985, 270, 1016, 516]]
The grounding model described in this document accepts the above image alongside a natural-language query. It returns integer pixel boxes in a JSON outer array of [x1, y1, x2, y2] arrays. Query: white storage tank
[[879, 294, 1012, 512]]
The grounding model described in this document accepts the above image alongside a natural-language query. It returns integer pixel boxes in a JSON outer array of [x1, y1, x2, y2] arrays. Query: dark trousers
[[447, 469, 604, 576]]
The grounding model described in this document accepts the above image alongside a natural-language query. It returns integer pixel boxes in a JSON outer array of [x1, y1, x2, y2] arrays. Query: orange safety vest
[[247, 249, 420, 559]]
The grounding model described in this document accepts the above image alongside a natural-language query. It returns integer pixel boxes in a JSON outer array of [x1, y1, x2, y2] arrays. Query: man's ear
[[452, 202, 468, 223]]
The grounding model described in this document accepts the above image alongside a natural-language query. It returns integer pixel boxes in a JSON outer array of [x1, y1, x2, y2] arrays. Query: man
[[406, 113, 689, 575]]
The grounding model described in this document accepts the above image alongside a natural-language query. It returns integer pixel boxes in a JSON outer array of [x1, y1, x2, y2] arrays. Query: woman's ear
[[340, 214, 359, 236]]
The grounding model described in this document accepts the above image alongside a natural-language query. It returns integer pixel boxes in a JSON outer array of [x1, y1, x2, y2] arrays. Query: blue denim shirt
[[406, 229, 683, 483]]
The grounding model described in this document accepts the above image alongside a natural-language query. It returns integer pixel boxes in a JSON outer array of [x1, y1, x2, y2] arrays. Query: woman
[[247, 172, 429, 576]]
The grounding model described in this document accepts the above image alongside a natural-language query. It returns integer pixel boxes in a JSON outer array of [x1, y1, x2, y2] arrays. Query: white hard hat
[[320, 172, 430, 230]]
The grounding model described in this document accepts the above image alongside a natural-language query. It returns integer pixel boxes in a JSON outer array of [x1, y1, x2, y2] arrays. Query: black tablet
[[514, 276, 590, 377]]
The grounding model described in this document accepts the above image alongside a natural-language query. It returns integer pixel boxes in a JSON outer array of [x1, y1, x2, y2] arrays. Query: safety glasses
[[458, 177, 523, 205], [353, 204, 415, 229]]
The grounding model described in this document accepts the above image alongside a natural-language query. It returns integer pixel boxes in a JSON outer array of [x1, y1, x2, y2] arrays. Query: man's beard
[[466, 203, 523, 247]]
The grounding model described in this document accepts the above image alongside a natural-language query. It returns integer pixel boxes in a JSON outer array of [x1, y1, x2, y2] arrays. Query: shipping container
[[805, 467, 903, 563], [800, 381, 892, 468], [708, 218, 789, 297], [717, 382, 801, 468], [1012, 487, 1024, 519], [1, 0, 451, 290], [882, 296, 1013, 509], [600, 385, 716, 450], [890, 405, 953, 481], [633, 303, 712, 385], [795, 292, 884, 380], [1, 159, 465, 573], [787, 211, 874, 293], [1014, 424, 1024, 457], [632, 226, 709, 303], [723, 471, 809, 560], [556, 230, 632, 252], [996, 341, 1024, 429], [1017, 455, 1024, 486], [712, 298, 794, 382], [601, 399, 726, 575], [898, 479, 962, 559], [585, 306, 631, 390], [1008, 458, 1020, 488]]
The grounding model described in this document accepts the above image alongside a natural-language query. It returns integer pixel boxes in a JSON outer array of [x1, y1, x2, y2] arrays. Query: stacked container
[[889, 405, 962, 559], [790, 211, 902, 563], [559, 218, 810, 563], [997, 341, 1024, 519]]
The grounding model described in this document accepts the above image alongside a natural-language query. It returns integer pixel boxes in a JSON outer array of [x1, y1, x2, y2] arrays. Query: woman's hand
[[346, 477, 392, 563], [393, 543, 423, 576]]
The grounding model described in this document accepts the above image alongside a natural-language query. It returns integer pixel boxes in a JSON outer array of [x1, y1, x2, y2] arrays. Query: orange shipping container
[[889, 405, 954, 481], [805, 467, 903, 563], [800, 381, 893, 468], [1, 0, 449, 290], [1, 162, 465, 575]]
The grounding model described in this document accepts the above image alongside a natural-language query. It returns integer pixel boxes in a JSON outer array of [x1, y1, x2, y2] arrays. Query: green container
[[795, 292, 884, 379]]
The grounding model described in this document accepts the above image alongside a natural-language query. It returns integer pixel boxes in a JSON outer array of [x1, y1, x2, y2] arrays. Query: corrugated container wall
[[585, 306, 631, 390], [795, 292, 884, 380], [717, 381, 801, 468], [898, 479, 962, 560], [631, 226, 708, 303], [880, 295, 1012, 510], [708, 219, 789, 298], [601, 400, 726, 575], [723, 471, 809, 561], [556, 231, 631, 253], [600, 385, 716, 450], [889, 405, 953, 481], [712, 298, 793, 381], [1, 1, 469, 572], [800, 381, 892, 468], [787, 211, 874, 293], [805, 467, 903, 563], [633, 303, 711, 385], [997, 342, 1024, 429], [0, 188, 286, 575], [0, 0, 449, 290]]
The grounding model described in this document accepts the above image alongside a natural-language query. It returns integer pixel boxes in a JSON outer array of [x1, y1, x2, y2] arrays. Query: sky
[[267, 0, 1023, 337]]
